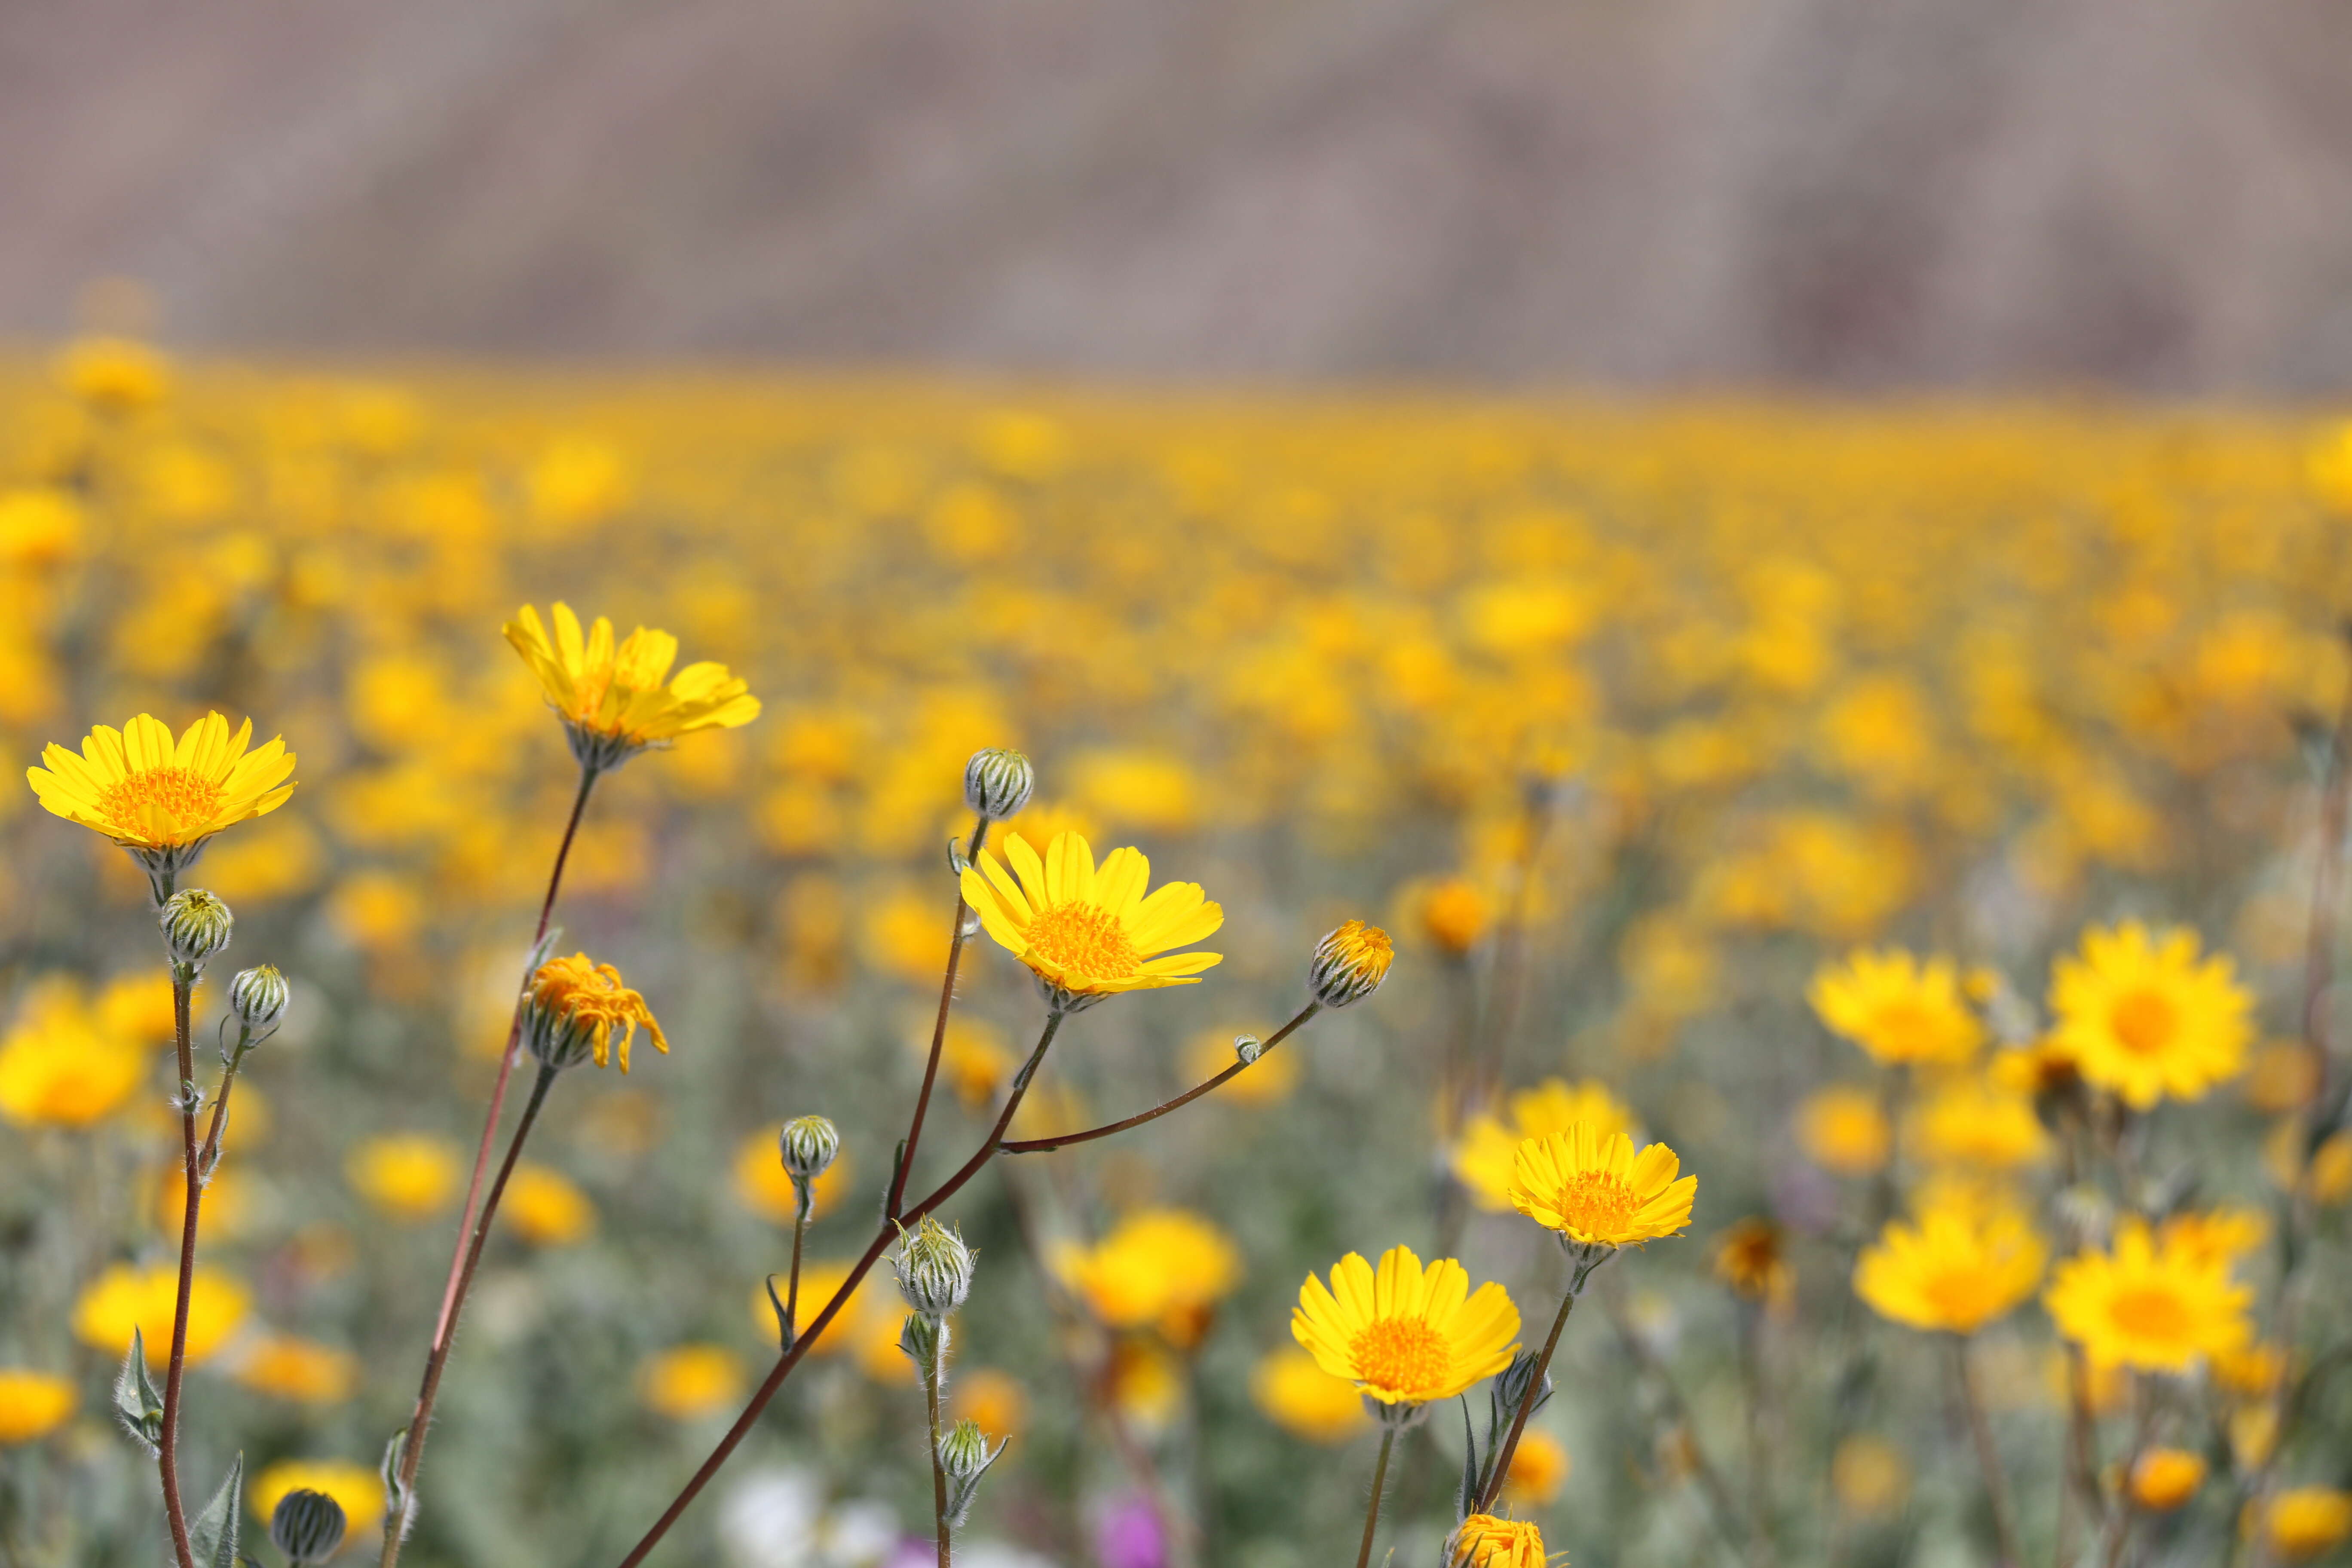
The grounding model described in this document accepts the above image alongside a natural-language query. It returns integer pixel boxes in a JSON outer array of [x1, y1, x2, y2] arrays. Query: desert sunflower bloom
[[959, 830, 1221, 1012], [1509, 1125, 1697, 1262], [2049, 922, 2252, 1109], [1292, 1245, 1519, 1421], [1453, 1079, 1638, 1212], [2045, 1219, 2252, 1372], [1809, 947, 1984, 1066], [25, 712, 295, 899], [1452, 1515, 1548, 1568], [519, 953, 669, 1073], [503, 602, 760, 772], [1853, 1201, 2046, 1334]]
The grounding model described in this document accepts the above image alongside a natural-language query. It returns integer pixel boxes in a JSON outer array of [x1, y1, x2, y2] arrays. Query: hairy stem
[[999, 1002, 1319, 1154], [928, 1346, 952, 1568], [893, 818, 989, 1219], [155, 973, 201, 1568], [1354, 1428, 1397, 1568], [1477, 1279, 1578, 1513]]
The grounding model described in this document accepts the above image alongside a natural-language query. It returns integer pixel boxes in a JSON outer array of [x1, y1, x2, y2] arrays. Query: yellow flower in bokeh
[[638, 1344, 745, 1420], [2049, 923, 2252, 1109], [346, 1135, 462, 1222], [2046, 1220, 2252, 1372], [1713, 1218, 1794, 1309], [734, 1127, 852, 1224], [925, 1017, 1017, 1109], [1420, 879, 1490, 956], [1060, 1209, 1243, 1344], [0, 487, 83, 568], [155, 1161, 251, 1240], [1292, 1245, 1519, 1410], [1794, 1085, 1892, 1176], [1069, 750, 1199, 833], [1906, 1074, 2049, 1168], [55, 335, 170, 411], [2128, 1448, 2206, 1512], [1109, 1340, 1184, 1433], [503, 602, 760, 772], [0, 1370, 76, 1444], [1501, 1428, 1570, 1506], [73, 1262, 249, 1364], [1809, 948, 1984, 1066], [1509, 1126, 1696, 1251], [1451, 1514, 1547, 1568], [503, 1165, 597, 1246], [954, 1368, 1029, 1440], [1185, 1024, 1300, 1106], [2157, 1207, 2269, 1271], [960, 832, 1222, 1008], [25, 712, 295, 890], [519, 953, 668, 1074], [865, 885, 954, 986], [95, 971, 178, 1044], [1453, 1080, 1638, 1212], [2261, 1488, 2352, 1560], [249, 1461, 383, 1534], [1250, 1346, 1371, 1443], [235, 1337, 360, 1404], [1854, 1201, 2045, 1335], [0, 979, 145, 1128]]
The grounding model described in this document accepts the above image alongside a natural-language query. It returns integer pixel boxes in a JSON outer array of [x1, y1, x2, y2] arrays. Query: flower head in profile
[[1809, 947, 1984, 1066], [1509, 1125, 1696, 1256], [959, 831, 1221, 1011], [1291, 1244, 1519, 1415], [2045, 1218, 2252, 1372], [1308, 920, 1394, 1008], [1853, 1198, 2046, 1335], [1454, 1079, 1638, 1212], [2049, 922, 2253, 1109], [520, 953, 669, 1073], [26, 712, 295, 897], [1452, 1514, 1548, 1568], [504, 602, 760, 772]]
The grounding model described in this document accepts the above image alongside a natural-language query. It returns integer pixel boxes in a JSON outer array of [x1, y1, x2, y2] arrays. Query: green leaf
[[189, 1452, 243, 1568], [112, 1327, 163, 1454]]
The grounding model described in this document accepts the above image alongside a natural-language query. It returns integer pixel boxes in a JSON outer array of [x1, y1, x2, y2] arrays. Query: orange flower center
[[1923, 1268, 1996, 1328], [1350, 1314, 1449, 1394], [2108, 1285, 2193, 1342], [98, 767, 223, 838], [2110, 989, 2178, 1057], [1024, 902, 1141, 981], [1551, 1168, 1640, 1236], [1871, 1000, 1941, 1056]]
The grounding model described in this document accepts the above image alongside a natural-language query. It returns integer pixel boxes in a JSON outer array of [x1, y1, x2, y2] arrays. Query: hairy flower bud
[[1308, 920, 1393, 1009], [962, 748, 1035, 821], [779, 1115, 840, 1182], [159, 889, 233, 972], [899, 1310, 951, 1372], [228, 965, 289, 1030], [940, 1418, 994, 1480], [893, 1215, 976, 1318], [268, 1489, 349, 1565]]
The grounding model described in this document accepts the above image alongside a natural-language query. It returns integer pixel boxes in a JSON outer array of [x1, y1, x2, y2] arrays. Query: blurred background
[[11, 0, 2352, 386]]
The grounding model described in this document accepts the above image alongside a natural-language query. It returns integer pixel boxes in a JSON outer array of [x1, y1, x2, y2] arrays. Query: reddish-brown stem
[[380, 764, 595, 1568], [615, 1011, 1065, 1568], [1476, 1275, 1578, 1512], [890, 817, 989, 1220], [156, 973, 202, 1568], [999, 1002, 1319, 1155]]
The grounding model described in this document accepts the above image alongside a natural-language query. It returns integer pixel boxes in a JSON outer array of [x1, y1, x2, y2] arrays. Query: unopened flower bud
[[159, 889, 233, 972], [1308, 920, 1393, 1009], [899, 1310, 951, 1372], [893, 1215, 976, 1318], [779, 1115, 840, 1182], [963, 748, 1034, 821], [1233, 1032, 1264, 1066], [269, 1489, 349, 1565], [940, 1418, 993, 1481], [228, 965, 289, 1029]]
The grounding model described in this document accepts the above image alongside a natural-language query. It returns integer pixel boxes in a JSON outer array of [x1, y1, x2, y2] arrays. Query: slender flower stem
[[155, 972, 202, 1568], [1354, 1428, 1397, 1568], [1954, 1336, 2024, 1568], [928, 1347, 952, 1568], [1476, 1276, 1579, 1512], [380, 1063, 561, 1568], [891, 817, 989, 1220], [784, 1198, 810, 1341], [380, 766, 596, 1568], [999, 1002, 1320, 1155], [615, 1012, 1066, 1568]]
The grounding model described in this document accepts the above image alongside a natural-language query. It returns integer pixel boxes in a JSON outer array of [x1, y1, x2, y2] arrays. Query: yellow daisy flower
[[0, 1370, 76, 1445], [0, 979, 145, 1129], [2049, 922, 2253, 1109], [1058, 1208, 1243, 1338], [1808, 947, 1984, 1066], [2045, 1219, 2253, 1372], [1453, 1079, 1638, 1212], [959, 830, 1222, 1011], [1508, 1126, 1697, 1254], [2263, 1487, 2352, 1561], [503, 602, 760, 772], [1250, 1346, 1371, 1444], [25, 711, 295, 897], [1452, 1514, 1547, 1568], [1291, 1245, 1520, 1412], [1853, 1201, 2046, 1335]]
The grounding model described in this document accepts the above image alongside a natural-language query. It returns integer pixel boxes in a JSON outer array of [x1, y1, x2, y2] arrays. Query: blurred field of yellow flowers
[[6, 337, 2352, 1568]]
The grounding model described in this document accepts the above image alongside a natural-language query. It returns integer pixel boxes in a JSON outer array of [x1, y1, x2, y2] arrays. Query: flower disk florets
[[520, 953, 669, 1074]]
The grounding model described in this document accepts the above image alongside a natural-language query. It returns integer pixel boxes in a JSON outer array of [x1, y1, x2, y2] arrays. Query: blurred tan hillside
[[9, 0, 2352, 389]]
